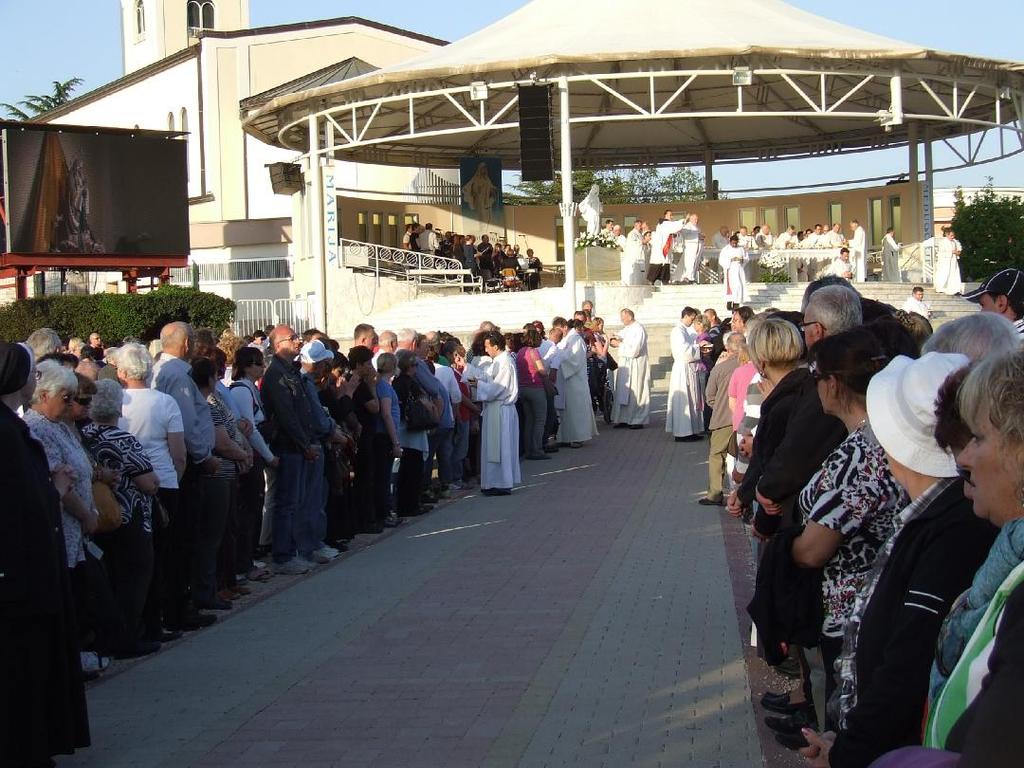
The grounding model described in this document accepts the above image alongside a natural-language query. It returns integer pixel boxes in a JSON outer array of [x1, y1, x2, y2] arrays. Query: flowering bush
[[757, 249, 791, 283], [574, 231, 620, 251]]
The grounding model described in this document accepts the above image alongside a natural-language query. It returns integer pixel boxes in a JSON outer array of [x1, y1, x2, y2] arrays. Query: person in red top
[[515, 327, 550, 460]]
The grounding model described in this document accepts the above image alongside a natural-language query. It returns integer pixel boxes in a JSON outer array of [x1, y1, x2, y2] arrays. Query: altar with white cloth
[[699, 247, 844, 283]]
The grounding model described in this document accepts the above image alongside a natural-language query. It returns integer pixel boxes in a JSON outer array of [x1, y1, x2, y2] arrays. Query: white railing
[[169, 258, 291, 285], [231, 297, 314, 336], [340, 238, 468, 286]]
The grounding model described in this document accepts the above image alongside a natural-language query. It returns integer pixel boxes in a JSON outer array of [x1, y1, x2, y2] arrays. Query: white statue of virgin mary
[[578, 184, 602, 236]]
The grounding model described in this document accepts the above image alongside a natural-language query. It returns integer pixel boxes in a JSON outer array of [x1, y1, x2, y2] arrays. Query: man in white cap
[[964, 267, 1024, 339], [801, 351, 997, 768], [297, 339, 341, 564]]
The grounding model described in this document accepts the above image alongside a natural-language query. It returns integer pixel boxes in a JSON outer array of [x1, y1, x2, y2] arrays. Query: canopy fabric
[[242, 0, 1024, 168]]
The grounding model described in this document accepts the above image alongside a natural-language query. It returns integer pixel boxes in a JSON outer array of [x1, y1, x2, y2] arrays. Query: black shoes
[[613, 423, 629, 429], [765, 705, 818, 735], [481, 488, 512, 496], [775, 730, 811, 750], [698, 496, 724, 506], [675, 434, 703, 442], [629, 424, 643, 430]]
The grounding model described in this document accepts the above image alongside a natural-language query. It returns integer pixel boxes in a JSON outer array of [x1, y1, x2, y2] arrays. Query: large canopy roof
[[243, 0, 1024, 169]]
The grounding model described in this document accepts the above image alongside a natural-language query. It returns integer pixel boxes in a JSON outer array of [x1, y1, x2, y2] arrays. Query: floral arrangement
[[574, 231, 620, 251], [756, 249, 792, 283]]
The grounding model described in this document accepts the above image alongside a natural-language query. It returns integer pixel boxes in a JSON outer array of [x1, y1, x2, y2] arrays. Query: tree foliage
[[1, 77, 84, 120], [504, 167, 708, 206], [951, 183, 1024, 280], [0, 286, 235, 344]]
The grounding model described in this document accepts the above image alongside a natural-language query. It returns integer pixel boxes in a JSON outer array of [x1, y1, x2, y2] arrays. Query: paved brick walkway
[[65, 396, 762, 768]]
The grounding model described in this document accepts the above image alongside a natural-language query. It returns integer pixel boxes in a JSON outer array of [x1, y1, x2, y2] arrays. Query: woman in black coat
[[0, 341, 90, 766]]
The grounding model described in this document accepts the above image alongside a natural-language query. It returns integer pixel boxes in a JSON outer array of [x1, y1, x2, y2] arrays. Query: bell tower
[[120, 0, 251, 74]]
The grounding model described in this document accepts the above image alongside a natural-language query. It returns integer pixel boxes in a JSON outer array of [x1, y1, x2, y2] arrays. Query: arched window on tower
[[135, 0, 146, 37], [167, 112, 175, 131], [187, 1, 216, 32]]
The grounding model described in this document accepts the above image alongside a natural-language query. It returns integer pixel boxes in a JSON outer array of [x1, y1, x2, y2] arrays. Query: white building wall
[[47, 58, 203, 200]]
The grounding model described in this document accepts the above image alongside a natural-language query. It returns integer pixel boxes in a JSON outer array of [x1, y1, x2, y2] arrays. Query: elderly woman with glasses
[[23, 361, 97, 574], [80, 380, 160, 659]]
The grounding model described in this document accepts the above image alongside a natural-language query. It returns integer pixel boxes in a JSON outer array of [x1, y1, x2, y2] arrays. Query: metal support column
[[704, 149, 715, 200], [558, 77, 577, 310], [307, 115, 328, 331], [923, 131, 934, 241]]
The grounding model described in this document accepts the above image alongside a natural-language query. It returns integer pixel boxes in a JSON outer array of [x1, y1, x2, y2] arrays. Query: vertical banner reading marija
[[323, 163, 338, 264]]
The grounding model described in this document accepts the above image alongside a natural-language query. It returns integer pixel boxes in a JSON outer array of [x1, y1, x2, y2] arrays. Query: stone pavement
[[65, 396, 762, 768]]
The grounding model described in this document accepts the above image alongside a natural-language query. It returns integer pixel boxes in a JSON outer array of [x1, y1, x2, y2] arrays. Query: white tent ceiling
[[242, 0, 1024, 168]]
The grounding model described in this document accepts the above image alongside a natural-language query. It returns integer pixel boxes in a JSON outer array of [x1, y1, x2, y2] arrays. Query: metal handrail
[[339, 238, 466, 286]]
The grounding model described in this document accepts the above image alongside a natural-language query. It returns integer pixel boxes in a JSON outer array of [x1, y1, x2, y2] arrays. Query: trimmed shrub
[[0, 286, 236, 343]]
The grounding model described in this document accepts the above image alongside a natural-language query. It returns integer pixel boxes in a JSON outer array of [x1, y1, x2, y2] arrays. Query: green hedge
[[0, 286, 236, 343]]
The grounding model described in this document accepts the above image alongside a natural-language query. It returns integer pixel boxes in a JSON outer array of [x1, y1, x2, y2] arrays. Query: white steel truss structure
[[241, 0, 1024, 311]]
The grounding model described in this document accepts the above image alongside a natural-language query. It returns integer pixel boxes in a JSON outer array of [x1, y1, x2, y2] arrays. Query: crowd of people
[[676, 267, 1024, 767], [402, 223, 544, 290], [4, 260, 1024, 767]]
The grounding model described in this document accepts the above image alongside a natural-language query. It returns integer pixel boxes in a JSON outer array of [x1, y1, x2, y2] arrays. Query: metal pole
[[908, 122, 919, 181], [307, 115, 328, 332], [923, 131, 934, 241], [558, 77, 577, 310], [704, 149, 714, 201]]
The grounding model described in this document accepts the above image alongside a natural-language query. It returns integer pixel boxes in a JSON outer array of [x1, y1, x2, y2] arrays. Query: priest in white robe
[[933, 228, 965, 295], [718, 234, 749, 308], [609, 309, 651, 428], [881, 227, 901, 282], [666, 309, 704, 440], [475, 331, 521, 495], [622, 221, 644, 285], [849, 219, 867, 282], [675, 214, 702, 284], [555, 320, 597, 446]]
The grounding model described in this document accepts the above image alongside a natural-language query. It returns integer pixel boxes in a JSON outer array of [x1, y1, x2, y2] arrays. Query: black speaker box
[[518, 85, 554, 181]]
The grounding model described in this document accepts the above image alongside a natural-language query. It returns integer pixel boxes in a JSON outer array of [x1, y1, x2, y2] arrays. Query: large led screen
[[2, 125, 189, 256]]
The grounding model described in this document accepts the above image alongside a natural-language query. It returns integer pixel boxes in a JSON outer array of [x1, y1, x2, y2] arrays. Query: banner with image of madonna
[[460, 157, 504, 237]]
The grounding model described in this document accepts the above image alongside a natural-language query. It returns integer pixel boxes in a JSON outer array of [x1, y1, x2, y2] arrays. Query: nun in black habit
[[0, 341, 90, 767]]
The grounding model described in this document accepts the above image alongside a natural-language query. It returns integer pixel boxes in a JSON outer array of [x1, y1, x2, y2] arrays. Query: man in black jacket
[[261, 325, 319, 575]]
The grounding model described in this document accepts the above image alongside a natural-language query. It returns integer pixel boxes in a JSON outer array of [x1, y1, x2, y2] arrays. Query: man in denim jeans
[[260, 326, 319, 575]]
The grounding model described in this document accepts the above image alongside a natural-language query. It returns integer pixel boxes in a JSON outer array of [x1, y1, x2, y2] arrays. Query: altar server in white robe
[[666, 308, 704, 440], [609, 309, 651, 428], [676, 214, 702, 283], [554, 318, 597, 446], [475, 331, 521, 495], [718, 234, 749, 307], [622, 220, 644, 285], [849, 219, 867, 282], [933, 227, 965, 295]]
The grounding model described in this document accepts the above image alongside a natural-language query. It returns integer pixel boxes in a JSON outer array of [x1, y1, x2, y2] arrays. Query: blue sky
[[1, 0, 1021, 193]]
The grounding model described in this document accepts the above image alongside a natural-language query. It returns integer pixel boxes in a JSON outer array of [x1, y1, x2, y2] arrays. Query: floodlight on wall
[[469, 81, 489, 101], [732, 67, 753, 87]]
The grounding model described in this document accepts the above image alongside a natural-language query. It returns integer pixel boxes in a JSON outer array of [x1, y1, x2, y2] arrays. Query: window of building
[[387, 214, 398, 247], [623, 215, 638, 230], [869, 198, 884, 248], [554, 217, 587, 261], [372, 213, 383, 244], [784, 206, 801, 231], [358, 212, 368, 243], [888, 197, 902, 242], [738, 207, 756, 231], [187, 1, 215, 31], [403, 213, 419, 226], [167, 112, 175, 131], [180, 108, 189, 180], [135, 0, 146, 37], [828, 202, 843, 228], [760, 207, 779, 233]]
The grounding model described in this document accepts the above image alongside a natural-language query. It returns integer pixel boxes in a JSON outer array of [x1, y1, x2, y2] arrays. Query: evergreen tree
[[2, 78, 84, 120], [951, 182, 1024, 279]]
